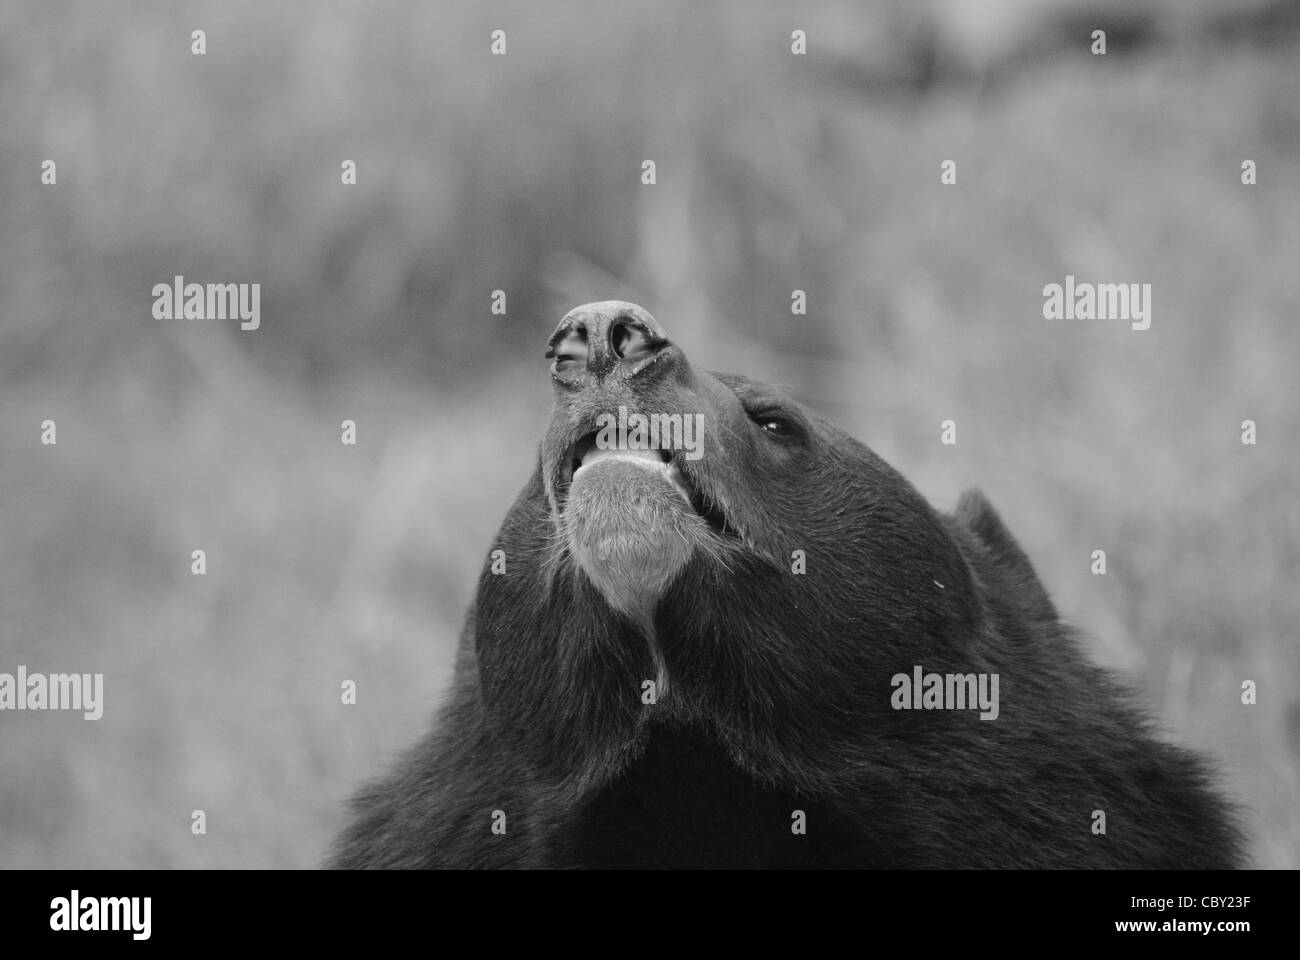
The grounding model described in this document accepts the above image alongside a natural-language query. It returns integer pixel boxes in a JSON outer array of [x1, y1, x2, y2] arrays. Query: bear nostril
[[546, 328, 589, 367], [548, 305, 671, 379], [610, 318, 657, 363]]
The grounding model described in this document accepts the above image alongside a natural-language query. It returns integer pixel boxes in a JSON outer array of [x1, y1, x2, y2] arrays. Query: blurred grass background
[[1, 0, 1296, 868]]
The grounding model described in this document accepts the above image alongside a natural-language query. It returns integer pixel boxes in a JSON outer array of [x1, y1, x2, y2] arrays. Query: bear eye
[[746, 407, 803, 443]]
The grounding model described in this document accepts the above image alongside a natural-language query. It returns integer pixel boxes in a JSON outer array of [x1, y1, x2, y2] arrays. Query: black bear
[[331, 300, 1241, 868]]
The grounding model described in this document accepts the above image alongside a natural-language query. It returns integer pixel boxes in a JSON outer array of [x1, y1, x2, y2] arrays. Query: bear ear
[[953, 488, 1058, 623]]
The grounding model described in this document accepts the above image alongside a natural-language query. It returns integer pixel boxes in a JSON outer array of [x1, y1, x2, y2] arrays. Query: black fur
[[330, 302, 1241, 869]]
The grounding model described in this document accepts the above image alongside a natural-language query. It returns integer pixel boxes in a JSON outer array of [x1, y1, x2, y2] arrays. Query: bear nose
[[546, 301, 671, 381]]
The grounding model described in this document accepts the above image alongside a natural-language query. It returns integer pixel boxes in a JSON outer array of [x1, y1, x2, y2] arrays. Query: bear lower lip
[[573, 451, 693, 505], [556, 434, 730, 536]]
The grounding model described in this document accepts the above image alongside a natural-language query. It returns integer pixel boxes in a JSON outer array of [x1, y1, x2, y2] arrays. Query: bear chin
[[561, 457, 704, 624]]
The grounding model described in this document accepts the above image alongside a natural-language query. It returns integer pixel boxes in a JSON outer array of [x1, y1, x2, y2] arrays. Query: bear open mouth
[[558, 432, 729, 534]]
